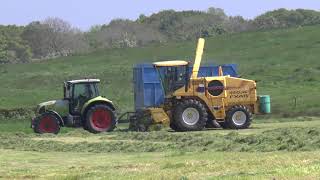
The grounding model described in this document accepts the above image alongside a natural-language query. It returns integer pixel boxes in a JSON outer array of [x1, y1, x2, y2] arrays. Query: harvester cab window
[[159, 66, 187, 95]]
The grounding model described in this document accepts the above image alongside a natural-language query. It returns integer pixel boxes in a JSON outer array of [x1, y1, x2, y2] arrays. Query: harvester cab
[[154, 60, 189, 95], [32, 79, 117, 134], [129, 38, 271, 131]]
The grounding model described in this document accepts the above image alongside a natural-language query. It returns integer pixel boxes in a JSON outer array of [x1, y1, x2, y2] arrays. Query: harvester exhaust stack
[[191, 38, 205, 79]]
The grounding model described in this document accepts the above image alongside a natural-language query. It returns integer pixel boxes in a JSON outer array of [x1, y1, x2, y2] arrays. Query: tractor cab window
[[157, 65, 188, 95], [70, 83, 99, 114]]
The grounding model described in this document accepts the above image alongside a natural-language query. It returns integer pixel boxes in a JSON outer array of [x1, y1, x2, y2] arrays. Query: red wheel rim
[[90, 108, 112, 131], [39, 115, 58, 133]]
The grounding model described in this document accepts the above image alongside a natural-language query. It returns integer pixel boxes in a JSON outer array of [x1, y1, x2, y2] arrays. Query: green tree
[[0, 25, 32, 63]]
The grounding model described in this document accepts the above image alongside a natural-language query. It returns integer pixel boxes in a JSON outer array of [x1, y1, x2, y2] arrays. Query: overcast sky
[[1, 0, 320, 30]]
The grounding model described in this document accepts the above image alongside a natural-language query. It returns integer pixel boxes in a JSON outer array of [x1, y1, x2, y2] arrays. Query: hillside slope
[[0, 25, 319, 116]]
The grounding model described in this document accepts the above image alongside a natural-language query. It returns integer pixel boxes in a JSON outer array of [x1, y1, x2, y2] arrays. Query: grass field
[[1, 117, 320, 179], [0, 25, 320, 116], [1, 150, 320, 179]]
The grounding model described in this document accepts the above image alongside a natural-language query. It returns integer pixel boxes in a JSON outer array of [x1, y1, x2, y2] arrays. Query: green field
[[1, 25, 320, 179], [0, 25, 320, 116], [1, 118, 320, 179]]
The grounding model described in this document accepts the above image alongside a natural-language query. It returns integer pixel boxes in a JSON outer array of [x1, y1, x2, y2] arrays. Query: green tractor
[[31, 79, 117, 134]]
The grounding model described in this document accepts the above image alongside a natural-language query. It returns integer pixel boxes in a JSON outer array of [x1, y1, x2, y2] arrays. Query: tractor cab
[[64, 79, 100, 115], [153, 61, 190, 96]]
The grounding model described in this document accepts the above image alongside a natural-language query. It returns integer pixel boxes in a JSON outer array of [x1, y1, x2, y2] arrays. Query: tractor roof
[[153, 60, 188, 67], [67, 79, 100, 84]]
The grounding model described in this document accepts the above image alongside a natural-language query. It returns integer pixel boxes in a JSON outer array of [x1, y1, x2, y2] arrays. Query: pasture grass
[[1, 150, 320, 179], [0, 25, 320, 116], [0, 117, 320, 179]]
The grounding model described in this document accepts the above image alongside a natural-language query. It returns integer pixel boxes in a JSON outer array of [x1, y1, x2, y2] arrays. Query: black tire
[[205, 113, 221, 129], [205, 119, 221, 128], [85, 104, 116, 133], [138, 124, 147, 132], [170, 122, 181, 131], [225, 105, 252, 129], [128, 110, 152, 132], [33, 113, 60, 134], [128, 114, 139, 131], [218, 122, 229, 129], [173, 99, 208, 131]]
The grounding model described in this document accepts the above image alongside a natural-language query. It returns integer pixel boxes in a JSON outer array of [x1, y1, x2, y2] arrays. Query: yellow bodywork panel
[[173, 76, 258, 120], [148, 108, 170, 125], [153, 60, 188, 67]]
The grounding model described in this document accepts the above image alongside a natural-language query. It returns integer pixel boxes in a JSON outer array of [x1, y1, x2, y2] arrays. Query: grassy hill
[[0, 25, 320, 116]]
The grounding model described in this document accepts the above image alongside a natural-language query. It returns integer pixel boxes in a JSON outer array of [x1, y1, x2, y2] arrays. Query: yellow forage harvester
[[129, 38, 270, 131]]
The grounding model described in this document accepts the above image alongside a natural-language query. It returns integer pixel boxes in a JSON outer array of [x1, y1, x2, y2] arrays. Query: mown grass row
[[1, 125, 320, 153], [1, 118, 320, 179]]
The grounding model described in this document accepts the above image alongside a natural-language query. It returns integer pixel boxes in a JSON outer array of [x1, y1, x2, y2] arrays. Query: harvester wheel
[[170, 122, 181, 131], [225, 105, 252, 129], [33, 113, 60, 134], [85, 104, 116, 133], [173, 99, 208, 131]]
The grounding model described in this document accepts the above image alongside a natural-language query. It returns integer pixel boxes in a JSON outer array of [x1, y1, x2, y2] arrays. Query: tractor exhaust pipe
[[191, 38, 205, 79]]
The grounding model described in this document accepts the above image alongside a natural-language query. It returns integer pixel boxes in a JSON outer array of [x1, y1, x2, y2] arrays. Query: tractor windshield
[[156, 65, 189, 96], [73, 83, 99, 100], [70, 83, 99, 113]]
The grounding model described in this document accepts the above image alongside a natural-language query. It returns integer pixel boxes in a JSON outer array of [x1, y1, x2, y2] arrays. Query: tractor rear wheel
[[173, 99, 207, 131], [225, 105, 252, 129], [85, 104, 116, 133], [33, 113, 60, 134]]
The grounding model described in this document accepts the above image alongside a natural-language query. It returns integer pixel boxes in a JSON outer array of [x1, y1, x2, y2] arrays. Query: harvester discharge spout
[[191, 38, 205, 79]]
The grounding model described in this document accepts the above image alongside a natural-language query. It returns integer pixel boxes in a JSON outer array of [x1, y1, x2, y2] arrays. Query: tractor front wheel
[[85, 104, 116, 133], [173, 99, 208, 131], [33, 113, 60, 134]]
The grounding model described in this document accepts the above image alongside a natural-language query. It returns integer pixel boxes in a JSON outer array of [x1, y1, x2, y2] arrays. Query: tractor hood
[[38, 100, 57, 107], [36, 99, 68, 116]]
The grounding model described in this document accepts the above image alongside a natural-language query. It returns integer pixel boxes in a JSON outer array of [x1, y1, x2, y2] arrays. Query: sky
[[1, 0, 320, 30]]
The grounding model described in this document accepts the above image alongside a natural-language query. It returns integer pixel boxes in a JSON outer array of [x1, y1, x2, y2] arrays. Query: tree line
[[1, 8, 320, 63]]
